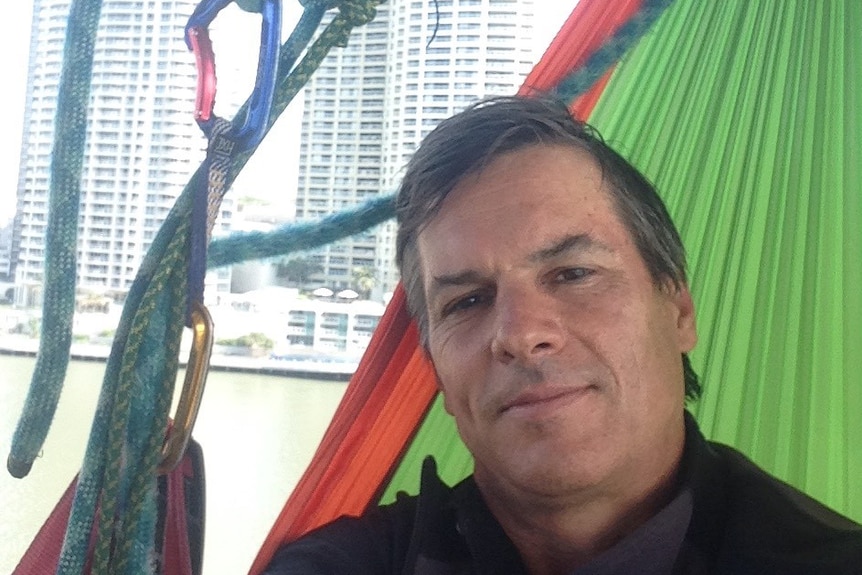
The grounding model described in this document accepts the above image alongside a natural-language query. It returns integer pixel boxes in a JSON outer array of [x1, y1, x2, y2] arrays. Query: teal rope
[[116, 268, 186, 574], [208, 194, 395, 267], [58, 211, 193, 575], [56, 2, 389, 573], [89, 233, 187, 574], [6, 0, 103, 480], [552, 0, 674, 102]]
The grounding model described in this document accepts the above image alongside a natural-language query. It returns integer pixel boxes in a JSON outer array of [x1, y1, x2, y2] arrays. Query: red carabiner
[[186, 23, 217, 123], [185, 0, 282, 150]]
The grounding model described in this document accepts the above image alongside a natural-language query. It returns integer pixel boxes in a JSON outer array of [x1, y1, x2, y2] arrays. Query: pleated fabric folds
[[587, 0, 861, 519]]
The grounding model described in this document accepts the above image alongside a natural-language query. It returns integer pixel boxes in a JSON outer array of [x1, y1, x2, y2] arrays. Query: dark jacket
[[264, 414, 862, 574]]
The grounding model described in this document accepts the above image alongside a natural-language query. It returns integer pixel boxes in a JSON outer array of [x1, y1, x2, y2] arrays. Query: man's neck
[[475, 439, 685, 574], [499, 477, 679, 574]]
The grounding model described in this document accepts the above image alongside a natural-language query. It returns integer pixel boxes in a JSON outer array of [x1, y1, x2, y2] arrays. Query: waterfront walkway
[[0, 335, 356, 381]]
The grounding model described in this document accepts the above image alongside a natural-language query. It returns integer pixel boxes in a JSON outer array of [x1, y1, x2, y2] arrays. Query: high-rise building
[[12, 0, 235, 306], [294, 5, 391, 293], [295, 0, 536, 297]]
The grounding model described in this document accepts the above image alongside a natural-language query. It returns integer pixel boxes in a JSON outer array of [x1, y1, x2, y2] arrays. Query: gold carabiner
[[159, 301, 213, 474]]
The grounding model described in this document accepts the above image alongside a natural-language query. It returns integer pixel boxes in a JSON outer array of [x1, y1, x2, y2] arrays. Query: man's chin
[[496, 434, 615, 487]]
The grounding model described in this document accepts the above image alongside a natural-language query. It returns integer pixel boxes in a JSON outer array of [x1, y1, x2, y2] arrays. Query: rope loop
[[330, 0, 380, 46], [298, 0, 341, 9]]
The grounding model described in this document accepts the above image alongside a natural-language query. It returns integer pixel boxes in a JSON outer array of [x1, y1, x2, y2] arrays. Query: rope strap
[[188, 117, 236, 324]]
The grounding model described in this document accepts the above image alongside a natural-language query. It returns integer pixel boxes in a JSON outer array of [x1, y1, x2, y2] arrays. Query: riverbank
[[0, 335, 356, 381]]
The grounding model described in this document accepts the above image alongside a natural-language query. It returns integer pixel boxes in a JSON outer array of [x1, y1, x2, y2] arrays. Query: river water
[[0, 354, 347, 574]]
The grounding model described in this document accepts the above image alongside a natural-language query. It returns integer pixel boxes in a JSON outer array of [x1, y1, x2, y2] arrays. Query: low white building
[[213, 287, 385, 359]]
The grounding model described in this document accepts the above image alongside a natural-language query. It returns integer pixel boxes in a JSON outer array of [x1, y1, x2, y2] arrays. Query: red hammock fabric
[[247, 1, 648, 573], [519, 0, 643, 114], [14, 440, 205, 575]]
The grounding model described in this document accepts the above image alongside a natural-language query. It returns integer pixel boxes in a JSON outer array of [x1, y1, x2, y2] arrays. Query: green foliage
[[276, 256, 323, 287], [216, 332, 274, 350], [351, 265, 378, 299]]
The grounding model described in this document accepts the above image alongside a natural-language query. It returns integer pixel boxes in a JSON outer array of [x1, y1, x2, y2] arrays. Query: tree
[[351, 266, 378, 300], [276, 257, 322, 287]]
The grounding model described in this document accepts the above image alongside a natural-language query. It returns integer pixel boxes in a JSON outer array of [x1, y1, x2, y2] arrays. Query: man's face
[[417, 144, 697, 503]]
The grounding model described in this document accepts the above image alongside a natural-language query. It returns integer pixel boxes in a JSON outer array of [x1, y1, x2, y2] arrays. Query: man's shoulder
[[709, 440, 862, 572], [261, 459, 463, 575], [261, 492, 419, 574]]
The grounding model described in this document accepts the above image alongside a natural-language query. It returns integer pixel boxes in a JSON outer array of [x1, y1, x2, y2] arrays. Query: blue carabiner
[[185, 0, 282, 151]]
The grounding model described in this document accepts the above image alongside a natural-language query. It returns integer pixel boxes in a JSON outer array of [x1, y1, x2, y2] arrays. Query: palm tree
[[351, 266, 378, 300]]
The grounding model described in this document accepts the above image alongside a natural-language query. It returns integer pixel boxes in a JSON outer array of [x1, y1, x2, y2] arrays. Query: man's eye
[[441, 293, 486, 317], [555, 267, 593, 282]]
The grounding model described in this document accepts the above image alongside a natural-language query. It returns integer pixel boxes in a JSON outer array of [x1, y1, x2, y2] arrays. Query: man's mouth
[[499, 385, 596, 417]]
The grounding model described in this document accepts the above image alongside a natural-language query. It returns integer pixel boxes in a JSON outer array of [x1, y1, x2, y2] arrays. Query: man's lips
[[499, 385, 596, 415]]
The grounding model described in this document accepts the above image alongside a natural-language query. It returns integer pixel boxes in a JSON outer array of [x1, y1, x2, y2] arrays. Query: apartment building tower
[[295, 0, 536, 296], [294, 5, 391, 293], [12, 0, 234, 305]]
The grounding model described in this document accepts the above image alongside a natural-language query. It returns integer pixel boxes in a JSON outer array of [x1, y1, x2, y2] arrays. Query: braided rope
[[209, 193, 395, 267], [553, 0, 674, 102], [54, 2, 389, 572], [58, 217, 193, 575], [115, 268, 186, 574], [88, 221, 189, 574], [6, 0, 103, 480]]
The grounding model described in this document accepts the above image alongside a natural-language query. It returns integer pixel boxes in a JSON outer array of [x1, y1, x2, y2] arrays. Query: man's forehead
[[415, 149, 622, 274], [447, 142, 603, 194], [433, 143, 603, 210]]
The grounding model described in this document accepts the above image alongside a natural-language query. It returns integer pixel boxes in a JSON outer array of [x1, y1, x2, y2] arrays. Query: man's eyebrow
[[528, 233, 612, 262], [427, 235, 611, 301], [430, 270, 485, 291]]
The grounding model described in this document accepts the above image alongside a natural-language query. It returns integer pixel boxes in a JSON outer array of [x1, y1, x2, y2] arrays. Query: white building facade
[[214, 287, 385, 359], [12, 0, 234, 305], [295, 0, 536, 296], [294, 5, 391, 292]]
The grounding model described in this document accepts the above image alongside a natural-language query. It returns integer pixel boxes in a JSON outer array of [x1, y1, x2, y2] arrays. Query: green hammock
[[590, 0, 861, 516]]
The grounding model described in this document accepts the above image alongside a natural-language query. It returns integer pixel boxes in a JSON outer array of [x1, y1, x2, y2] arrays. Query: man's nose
[[490, 287, 565, 364]]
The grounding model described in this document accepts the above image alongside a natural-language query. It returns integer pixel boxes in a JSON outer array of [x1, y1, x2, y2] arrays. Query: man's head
[[396, 95, 700, 400], [394, 95, 699, 509]]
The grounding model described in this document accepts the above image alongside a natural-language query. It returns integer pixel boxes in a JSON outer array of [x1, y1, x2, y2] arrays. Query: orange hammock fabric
[[247, 1, 646, 572]]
